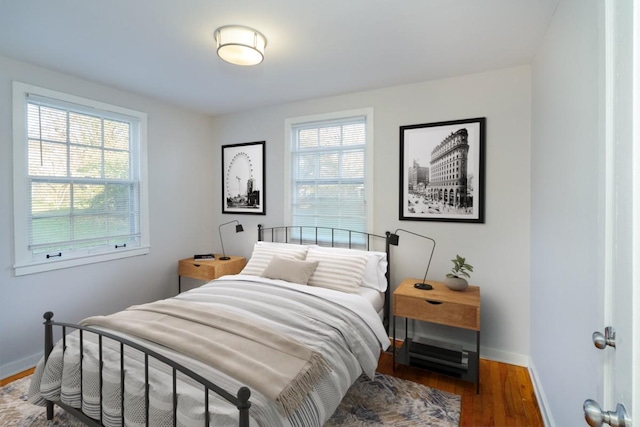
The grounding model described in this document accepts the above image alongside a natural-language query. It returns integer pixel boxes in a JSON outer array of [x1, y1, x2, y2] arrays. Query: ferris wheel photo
[[221, 141, 265, 215]]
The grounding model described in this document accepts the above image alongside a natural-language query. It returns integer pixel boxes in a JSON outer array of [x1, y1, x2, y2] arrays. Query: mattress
[[358, 286, 385, 319]]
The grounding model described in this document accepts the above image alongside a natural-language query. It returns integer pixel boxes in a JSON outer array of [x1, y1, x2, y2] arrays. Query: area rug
[[0, 372, 460, 426]]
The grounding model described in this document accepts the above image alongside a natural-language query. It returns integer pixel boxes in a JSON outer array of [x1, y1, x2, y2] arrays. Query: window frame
[[12, 81, 150, 276], [284, 108, 374, 234]]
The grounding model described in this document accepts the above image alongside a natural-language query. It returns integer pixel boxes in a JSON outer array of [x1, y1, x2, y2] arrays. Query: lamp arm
[[394, 228, 436, 284], [219, 220, 240, 258], [422, 242, 436, 284], [219, 228, 226, 258]]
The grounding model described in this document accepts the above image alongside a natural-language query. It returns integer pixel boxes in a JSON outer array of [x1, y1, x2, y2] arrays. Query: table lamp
[[388, 228, 436, 290], [219, 220, 244, 260]]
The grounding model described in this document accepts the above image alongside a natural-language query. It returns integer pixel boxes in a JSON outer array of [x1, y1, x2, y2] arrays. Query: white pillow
[[309, 245, 388, 291], [305, 248, 369, 294], [261, 256, 319, 285], [254, 241, 310, 251], [241, 242, 309, 276]]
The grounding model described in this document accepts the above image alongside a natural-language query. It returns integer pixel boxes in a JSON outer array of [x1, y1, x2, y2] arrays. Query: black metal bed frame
[[41, 225, 392, 426]]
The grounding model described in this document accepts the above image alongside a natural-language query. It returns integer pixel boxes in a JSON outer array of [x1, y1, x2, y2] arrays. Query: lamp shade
[[214, 25, 267, 66]]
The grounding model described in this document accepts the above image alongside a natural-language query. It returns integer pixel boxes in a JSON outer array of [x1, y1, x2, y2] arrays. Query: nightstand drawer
[[178, 261, 218, 280], [394, 294, 480, 330]]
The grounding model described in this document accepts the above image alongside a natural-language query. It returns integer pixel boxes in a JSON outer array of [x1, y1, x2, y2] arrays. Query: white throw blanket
[[80, 299, 331, 416]]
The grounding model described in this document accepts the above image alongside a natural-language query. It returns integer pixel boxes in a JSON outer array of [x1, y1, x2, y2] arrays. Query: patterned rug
[[0, 372, 460, 426]]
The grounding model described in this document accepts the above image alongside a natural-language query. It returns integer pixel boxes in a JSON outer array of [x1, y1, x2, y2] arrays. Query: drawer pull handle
[[425, 300, 442, 305], [193, 264, 201, 267]]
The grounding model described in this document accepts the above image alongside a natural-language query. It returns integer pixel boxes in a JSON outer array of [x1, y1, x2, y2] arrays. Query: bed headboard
[[257, 224, 392, 331]]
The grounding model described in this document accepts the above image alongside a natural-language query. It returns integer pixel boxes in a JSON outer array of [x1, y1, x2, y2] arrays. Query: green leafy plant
[[446, 255, 474, 279]]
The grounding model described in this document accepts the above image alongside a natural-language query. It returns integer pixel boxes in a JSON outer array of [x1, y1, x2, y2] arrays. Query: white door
[[584, 0, 639, 425]]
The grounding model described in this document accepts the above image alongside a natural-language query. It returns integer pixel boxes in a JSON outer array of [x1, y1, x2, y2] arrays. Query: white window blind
[[285, 108, 374, 244], [13, 82, 149, 275]]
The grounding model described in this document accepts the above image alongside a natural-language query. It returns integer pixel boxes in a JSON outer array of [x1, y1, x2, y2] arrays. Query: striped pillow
[[309, 245, 388, 291], [305, 248, 368, 293], [241, 243, 309, 276]]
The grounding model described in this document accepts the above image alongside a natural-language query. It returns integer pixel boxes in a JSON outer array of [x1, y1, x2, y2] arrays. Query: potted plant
[[444, 255, 473, 291]]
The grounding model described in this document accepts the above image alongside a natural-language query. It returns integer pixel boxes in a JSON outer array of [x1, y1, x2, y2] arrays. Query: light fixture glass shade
[[214, 25, 267, 66]]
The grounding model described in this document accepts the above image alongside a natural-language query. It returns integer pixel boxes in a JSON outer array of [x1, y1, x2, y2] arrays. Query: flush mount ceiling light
[[214, 25, 267, 66]]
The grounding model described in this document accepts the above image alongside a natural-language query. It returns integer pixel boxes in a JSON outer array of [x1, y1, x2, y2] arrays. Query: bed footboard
[[42, 311, 251, 427]]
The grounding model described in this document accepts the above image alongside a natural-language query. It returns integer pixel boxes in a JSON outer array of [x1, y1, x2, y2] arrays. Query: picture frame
[[222, 141, 266, 215], [399, 118, 485, 223]]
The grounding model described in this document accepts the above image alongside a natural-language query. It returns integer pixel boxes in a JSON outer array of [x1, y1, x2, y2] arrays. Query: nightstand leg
[[178, 275, 181, 294], [405, 318, 408, 344]]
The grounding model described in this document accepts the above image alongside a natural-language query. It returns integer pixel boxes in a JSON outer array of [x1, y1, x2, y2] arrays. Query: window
[[284, 108, 374, 243], [12, 82, 149, 275]]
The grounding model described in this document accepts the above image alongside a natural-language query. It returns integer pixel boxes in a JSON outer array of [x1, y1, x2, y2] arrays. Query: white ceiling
[[0, 0, 559, 116]]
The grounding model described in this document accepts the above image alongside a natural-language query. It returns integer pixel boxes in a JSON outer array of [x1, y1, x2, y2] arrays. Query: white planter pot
[[444, 276, 469, 291]]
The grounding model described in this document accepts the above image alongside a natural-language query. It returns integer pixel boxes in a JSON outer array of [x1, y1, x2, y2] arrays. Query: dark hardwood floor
[[377, 351, 545, 427]]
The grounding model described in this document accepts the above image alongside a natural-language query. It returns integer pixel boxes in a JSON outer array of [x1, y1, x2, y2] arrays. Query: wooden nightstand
[[392, 278, 481, 392], [178, 256, 246, 293]]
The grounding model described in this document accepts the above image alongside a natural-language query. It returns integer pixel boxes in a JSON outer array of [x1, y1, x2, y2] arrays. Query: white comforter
[[28, 275, 389, 427]]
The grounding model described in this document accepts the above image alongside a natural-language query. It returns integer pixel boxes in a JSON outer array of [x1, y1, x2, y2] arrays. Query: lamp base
[[414, 282, 433, 290], [219, 256, 231, 260]]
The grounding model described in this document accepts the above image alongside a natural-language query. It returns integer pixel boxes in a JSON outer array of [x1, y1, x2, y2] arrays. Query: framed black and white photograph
[[222, 141, 266, 215], [399, 118, 485, 223]]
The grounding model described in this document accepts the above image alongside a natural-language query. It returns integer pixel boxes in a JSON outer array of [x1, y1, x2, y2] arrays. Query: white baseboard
[[528, 359, 555, 427], [0, 352, 42, 380], [479, 346, 530, 367]]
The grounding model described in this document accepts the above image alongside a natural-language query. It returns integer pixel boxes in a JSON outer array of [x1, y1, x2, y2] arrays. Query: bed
[[28, 225, 392, 427]]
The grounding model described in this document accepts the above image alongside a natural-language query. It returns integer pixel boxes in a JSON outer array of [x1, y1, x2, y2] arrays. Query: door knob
[[592, 326, 616, 349], [584, 399, 629, 427]]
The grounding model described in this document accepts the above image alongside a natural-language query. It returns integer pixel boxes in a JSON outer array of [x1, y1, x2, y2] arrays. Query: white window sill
[[13, 246, 150, 276]]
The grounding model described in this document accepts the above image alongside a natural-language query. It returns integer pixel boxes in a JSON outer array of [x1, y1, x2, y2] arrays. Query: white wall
[[0, 58, 533, 375], [0, 56, 216, 377], [530, 1, 602, 426], [212, 66, 532, 364]]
